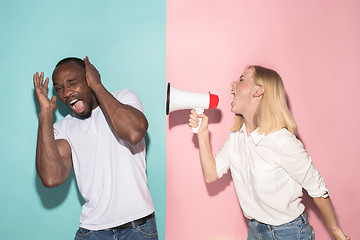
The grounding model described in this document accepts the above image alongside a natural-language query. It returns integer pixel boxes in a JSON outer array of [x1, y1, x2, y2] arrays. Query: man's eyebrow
[[53, 78, 77, 85]]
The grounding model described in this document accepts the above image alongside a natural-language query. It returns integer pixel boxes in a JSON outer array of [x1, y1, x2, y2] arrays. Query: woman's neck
[[243, 117, 256, 136]]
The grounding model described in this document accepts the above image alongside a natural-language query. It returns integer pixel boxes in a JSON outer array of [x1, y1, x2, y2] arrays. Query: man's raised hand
[[33, 72, 57, 114], [84, 56, 101, 90]]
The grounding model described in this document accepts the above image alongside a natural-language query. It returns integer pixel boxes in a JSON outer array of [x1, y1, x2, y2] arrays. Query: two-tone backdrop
[[1, 0, 359, 239], [0, 0, 166, 239]]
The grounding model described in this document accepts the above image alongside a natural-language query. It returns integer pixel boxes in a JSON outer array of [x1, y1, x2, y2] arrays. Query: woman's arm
[[189, 110, 218, 183], [313, 197, 350, 240]]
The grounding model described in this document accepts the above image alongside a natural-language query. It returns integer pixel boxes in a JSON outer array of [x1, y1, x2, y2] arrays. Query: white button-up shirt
[[215, 124, 328, 226]]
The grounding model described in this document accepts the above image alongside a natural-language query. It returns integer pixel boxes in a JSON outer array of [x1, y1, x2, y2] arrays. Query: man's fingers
[[43, 77, 50, 90], [50, 95, 57, 104], [84, 56, 90, 67], [33, 72, 50, 98], [33, 73, 37, 87], [84, 56, 96, 70], [33, 72, 41, 89], [39, 72, 45, 85], [33, 72, 46, 87]]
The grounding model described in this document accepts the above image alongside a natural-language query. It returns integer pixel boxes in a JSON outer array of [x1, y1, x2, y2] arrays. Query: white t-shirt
[[54, 89, 154, 230], [215, 124, 328, 226]]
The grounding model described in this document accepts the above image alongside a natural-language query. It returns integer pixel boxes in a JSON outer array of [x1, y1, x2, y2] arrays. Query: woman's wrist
[[197, 129, 209, 139]]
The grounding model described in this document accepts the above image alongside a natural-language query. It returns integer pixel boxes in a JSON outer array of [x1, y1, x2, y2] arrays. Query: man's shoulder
[[112, 89, 136, 97], [112, 89, 143, 107]]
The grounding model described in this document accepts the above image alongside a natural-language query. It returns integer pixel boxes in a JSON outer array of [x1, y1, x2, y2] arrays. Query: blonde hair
[[230, 65, 297, 135]]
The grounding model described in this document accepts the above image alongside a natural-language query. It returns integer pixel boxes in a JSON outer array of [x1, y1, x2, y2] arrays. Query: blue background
[[0, 0, 166, 239]]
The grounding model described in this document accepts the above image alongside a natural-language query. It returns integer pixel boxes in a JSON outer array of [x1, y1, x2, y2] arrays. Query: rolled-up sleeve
[[278, 136, 329, 198]]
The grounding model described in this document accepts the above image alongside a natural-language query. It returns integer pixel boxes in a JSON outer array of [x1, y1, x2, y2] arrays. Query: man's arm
[[84, 57, 148, 145], [34, 72, 72, 188]]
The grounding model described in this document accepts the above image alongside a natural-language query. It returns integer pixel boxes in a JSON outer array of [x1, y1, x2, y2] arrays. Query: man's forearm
[[36, 113, 70, 187]]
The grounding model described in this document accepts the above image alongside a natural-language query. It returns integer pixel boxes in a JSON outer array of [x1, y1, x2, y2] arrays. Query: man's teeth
[[70, 99, 79, 107]]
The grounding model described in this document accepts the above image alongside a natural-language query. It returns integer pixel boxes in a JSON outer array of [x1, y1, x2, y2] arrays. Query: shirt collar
[[240, 123, 265, 146]]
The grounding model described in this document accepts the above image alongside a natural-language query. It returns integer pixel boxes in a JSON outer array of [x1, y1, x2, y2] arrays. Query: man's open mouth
[[69, 98, 85, 114], [69, 99, 80, 109]]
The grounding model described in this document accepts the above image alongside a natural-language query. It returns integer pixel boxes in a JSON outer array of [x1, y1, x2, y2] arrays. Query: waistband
[[250, 212, 309, 229], [108, 212, 154, 230]]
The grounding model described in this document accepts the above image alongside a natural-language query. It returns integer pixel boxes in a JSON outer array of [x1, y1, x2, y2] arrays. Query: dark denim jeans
[[247, 212, 315, 240], [74, 216, 158, 240]]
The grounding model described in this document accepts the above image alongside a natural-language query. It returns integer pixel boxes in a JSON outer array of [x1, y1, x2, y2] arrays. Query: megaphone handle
[[191, 108, 204, 133]]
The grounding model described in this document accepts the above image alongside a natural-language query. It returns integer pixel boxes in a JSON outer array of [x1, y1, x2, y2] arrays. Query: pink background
[[166, 0, 360, 239]]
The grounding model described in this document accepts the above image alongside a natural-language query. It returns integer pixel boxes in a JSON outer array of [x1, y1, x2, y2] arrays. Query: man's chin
[[72, 109, 92, 119]]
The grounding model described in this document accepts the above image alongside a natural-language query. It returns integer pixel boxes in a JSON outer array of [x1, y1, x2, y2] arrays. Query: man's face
[[52, 62, 98, 118]]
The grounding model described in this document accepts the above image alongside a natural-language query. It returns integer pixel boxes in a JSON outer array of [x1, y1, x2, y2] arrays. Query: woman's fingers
[[189, 110, 199, 127]]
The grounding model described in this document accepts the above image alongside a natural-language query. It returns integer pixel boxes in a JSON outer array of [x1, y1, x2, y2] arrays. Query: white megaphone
[[166, 83, 219, 133]]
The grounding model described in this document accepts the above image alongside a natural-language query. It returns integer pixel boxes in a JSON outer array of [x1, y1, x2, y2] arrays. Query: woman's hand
[[189, 110, 209, 136], [331, 227, 350, 240], [312, 197, 350, 240]]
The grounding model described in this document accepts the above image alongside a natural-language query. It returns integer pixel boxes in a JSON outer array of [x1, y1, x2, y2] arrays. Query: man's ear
[[253, 86, 265, 98]]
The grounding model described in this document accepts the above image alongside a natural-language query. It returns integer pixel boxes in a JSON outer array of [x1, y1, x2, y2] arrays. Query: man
[[33, 56, 158, 240]]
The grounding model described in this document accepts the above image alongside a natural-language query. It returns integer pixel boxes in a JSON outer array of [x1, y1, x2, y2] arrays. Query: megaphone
[[166, 83, 219, 133]]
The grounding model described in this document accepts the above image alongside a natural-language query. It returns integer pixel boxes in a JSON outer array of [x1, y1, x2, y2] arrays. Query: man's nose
[[63, 87, 74, 98]]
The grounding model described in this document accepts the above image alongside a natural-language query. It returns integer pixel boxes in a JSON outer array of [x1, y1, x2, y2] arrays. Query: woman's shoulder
[[267, 128, 299, 146]]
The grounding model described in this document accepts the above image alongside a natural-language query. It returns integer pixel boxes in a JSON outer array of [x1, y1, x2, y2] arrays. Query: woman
[[189, 65, 349, 240]]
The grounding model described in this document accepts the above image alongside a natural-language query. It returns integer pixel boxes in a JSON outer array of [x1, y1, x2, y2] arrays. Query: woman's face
[[230, 67, 258, 115]]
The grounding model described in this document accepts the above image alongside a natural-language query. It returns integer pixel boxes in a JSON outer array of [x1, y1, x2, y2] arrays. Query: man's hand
[[84, 56, 102, 90], [33, 72, 57, 114]]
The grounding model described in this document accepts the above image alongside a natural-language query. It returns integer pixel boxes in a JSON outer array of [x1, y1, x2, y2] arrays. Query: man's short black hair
[[55, 57, 85, 69]]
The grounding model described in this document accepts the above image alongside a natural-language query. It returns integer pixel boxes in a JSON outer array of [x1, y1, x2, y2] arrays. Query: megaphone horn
[[166, 83, 219, 115], [166, 83, 219, 133]]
